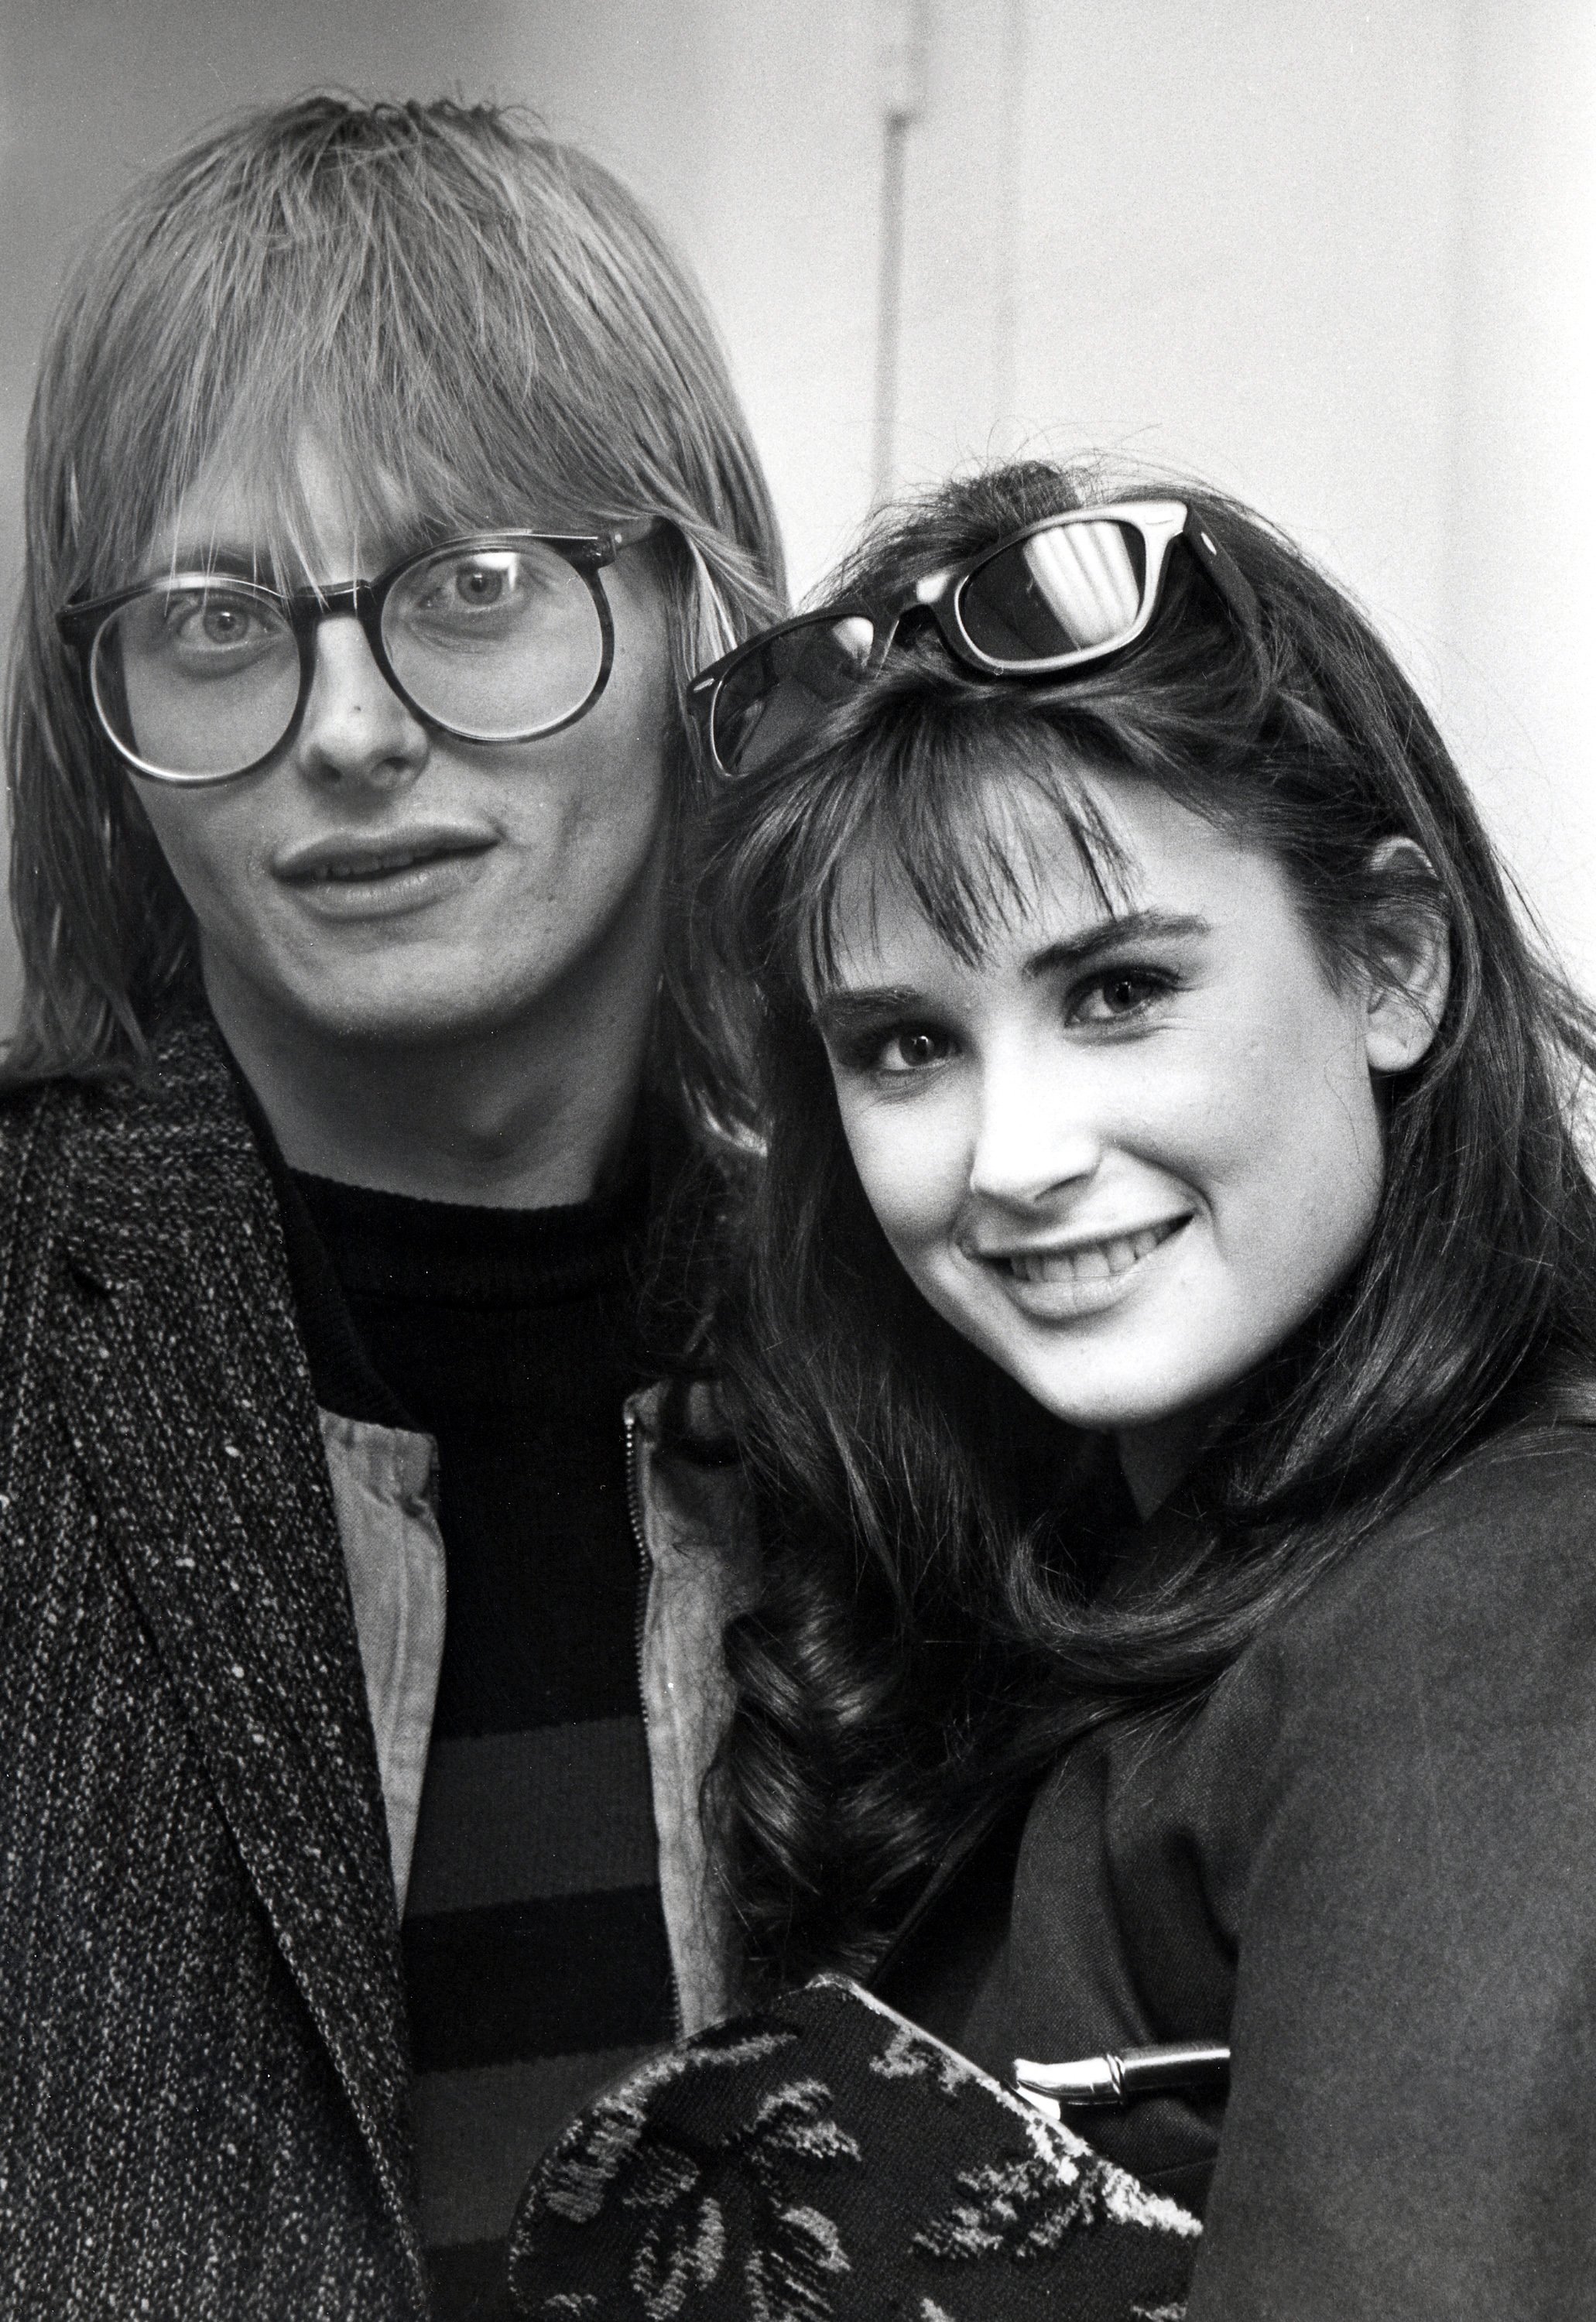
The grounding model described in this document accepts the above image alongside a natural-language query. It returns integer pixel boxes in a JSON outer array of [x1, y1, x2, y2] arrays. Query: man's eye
[[1070, 969, 1173, 1025], [423, 555, 532, 612], [165, 594, 275, 652], [198, 604, 254, 644], [453, 563, 509, 608]]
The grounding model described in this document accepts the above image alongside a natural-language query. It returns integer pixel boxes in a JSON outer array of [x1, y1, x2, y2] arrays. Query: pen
[[1014, 2042, 1231, 2117]]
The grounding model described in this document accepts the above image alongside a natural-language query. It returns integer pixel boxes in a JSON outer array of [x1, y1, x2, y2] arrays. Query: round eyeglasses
[[57, 522, 659, 786]]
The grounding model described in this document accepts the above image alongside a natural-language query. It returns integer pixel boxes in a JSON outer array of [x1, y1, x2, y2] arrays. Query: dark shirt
[[899, 1423, 1596, 2319], [290, 1167, 677, 2320]]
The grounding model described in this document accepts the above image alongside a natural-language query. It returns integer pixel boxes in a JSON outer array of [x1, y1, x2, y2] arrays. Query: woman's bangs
[[796, 713, 1132, 995]]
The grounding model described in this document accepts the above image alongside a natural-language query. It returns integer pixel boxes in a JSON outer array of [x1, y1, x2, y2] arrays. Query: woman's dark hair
[[695, 457, 1596, 1985]]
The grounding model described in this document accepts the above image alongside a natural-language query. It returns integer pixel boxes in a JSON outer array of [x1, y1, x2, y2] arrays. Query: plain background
[[1, 0, 1592, 1026]]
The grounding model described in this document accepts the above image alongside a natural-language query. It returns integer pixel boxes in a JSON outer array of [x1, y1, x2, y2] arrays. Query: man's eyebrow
[[1022, 909, 1210, 980], [157, 540, 279, 584]]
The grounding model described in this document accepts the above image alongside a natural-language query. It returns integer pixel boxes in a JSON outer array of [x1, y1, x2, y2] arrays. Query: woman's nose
[[966, 1053, 1103, 1207], [293, 615, 430, 788]]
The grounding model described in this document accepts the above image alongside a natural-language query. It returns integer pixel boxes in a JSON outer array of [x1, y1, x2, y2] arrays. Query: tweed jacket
[[0, 1019, 755, 2320]]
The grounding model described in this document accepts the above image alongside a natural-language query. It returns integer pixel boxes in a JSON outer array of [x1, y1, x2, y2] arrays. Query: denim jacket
[[327, 1379, 758, 2033]]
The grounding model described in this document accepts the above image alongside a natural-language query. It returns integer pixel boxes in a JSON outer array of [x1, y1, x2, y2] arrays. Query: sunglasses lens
[[959, 519, 1149, 664], [714, 614, 876, 773]]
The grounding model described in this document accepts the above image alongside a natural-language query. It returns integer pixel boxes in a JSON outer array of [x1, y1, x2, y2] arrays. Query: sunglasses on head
[[688, 498, 1258, 779]]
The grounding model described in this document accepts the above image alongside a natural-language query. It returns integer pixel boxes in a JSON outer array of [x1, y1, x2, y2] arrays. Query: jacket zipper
[[625, 1406, 685, 2039]]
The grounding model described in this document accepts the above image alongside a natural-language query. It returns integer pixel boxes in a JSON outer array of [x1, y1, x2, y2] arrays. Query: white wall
[[2, 0, 1591, 1024], [1441, 0, 1596, 984], [501, 0, 1596, 994]]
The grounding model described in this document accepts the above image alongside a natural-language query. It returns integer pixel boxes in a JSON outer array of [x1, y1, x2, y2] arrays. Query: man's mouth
[[993, 1217, 1188, 1286], [276, 829, 496, 886]]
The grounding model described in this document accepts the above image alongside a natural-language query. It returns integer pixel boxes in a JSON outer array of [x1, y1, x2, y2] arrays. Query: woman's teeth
[[1005, 1221, 1179, 1284]]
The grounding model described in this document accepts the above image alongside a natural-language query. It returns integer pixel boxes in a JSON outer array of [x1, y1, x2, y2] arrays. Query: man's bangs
[[796, 712, 1132, 995], [125, 296, 603, 594], [166, 375, 581, 593], [73, 115, 659, 596]]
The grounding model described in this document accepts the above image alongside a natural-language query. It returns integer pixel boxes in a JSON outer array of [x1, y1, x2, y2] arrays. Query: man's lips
[[273, 827, 497, 885]]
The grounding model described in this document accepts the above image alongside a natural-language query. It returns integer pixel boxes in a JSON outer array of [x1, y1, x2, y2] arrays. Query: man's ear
[[1361, 836, 1451, 1074]]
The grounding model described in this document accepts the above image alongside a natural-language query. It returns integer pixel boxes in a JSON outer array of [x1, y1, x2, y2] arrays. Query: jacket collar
[[43, 1015, 425, 2307], [627, 1380, 760, 2030]]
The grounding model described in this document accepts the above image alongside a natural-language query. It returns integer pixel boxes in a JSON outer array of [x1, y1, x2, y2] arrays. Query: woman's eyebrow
[[810, 985, 923, 1034], [1022, 909, 1210, 981]]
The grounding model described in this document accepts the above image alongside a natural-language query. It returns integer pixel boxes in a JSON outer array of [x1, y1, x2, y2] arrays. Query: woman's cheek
[[838, 1088, 969, 1257]]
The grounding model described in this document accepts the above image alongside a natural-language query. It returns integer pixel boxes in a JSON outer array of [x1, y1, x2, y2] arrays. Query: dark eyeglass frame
[[687, 499, 1258, 777], [56, 519, 659, 786]]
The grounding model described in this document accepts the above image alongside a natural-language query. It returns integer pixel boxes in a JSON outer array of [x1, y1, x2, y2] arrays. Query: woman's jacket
[[879, 1416, 1596, 2318], [0, 1018, 753, 2320]]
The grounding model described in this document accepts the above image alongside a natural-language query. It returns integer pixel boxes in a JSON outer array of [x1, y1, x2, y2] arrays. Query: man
[[0, 95, 777, 2318]]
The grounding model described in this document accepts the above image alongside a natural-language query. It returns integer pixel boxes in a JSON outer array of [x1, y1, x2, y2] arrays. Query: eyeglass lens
[[89, 541, 608, 780], [957, 519, 1148, 662], [93, 586, 301, 780], [381, 543, 604, 745]]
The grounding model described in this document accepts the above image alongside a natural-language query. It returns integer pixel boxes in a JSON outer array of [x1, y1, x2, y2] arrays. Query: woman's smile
[[971, 1214, 1190, 1316]]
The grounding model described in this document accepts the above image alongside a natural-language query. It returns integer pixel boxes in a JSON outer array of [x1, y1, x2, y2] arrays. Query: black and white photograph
[[0, 3, 1592, 2315]]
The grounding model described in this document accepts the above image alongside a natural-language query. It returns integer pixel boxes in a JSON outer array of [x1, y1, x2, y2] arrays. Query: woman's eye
[[873, 1026, 952, 1074], [1070, 969, 1173, 1025]]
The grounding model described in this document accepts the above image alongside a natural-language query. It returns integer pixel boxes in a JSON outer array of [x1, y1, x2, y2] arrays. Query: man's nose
[[293, 615, 430, 788], [966, 1049, 1103, 1207]]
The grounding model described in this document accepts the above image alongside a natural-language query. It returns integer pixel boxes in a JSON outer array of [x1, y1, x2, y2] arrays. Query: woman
[[683, 461, 1596, 2314]]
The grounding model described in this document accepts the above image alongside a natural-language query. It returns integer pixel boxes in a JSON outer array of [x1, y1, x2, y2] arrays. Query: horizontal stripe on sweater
[[403, 1720, 658, 1915], [402, 1888, 677, 2071]]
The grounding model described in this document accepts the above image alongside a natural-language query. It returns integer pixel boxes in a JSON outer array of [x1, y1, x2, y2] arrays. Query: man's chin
[[208, 947, 554, 1058], [289, 980, 543, 1053]]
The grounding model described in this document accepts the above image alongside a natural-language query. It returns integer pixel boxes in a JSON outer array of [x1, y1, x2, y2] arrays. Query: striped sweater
[[290, 1167, 679, 2317]]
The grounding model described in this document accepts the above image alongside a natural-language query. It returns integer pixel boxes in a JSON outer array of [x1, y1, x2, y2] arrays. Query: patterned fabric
[[507, 1975, 1199, 2320], [0, 1022, 425, 2317]]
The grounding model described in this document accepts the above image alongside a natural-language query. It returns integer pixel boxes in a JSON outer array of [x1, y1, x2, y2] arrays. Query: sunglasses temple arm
[[1180, 509, 1261, 638]]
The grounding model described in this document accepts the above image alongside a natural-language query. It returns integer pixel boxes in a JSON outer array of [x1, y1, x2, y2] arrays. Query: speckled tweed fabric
[[0, 1019, 427, 2317]]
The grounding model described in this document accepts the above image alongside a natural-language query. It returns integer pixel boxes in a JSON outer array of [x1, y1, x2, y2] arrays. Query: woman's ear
[[1361, 836, 1451, 1074]]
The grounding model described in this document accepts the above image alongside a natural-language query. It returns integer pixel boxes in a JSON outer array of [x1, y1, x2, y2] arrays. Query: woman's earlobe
[[1362, 837, 1451, 1074]]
